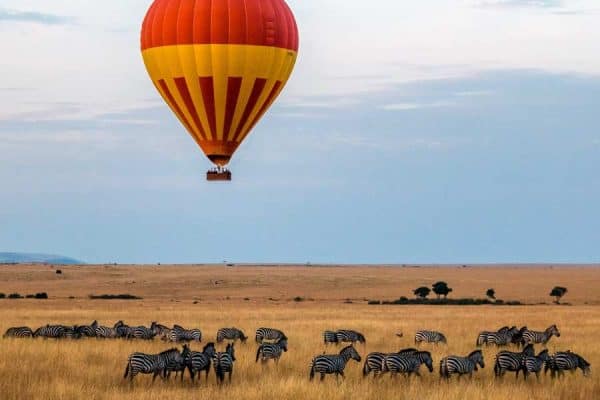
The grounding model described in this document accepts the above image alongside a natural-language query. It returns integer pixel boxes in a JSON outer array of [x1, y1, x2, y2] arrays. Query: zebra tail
[[255, 346, 262, 363], [362, 360, 369, 377], [123, 361, 130, 379], [215, 363, 225, 383], [440, 358, 448, 378]]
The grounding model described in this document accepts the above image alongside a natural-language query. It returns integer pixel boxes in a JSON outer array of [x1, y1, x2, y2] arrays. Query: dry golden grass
[[0, 265, 598, 400]]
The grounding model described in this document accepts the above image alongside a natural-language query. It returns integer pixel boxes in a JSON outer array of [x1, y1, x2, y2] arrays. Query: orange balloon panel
[[141, 0, 299, 166]]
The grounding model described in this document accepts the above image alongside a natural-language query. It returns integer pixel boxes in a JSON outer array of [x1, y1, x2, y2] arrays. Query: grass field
[[0, 265, 598, 400]]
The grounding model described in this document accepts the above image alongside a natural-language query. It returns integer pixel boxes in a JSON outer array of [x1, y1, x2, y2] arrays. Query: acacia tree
[[413, 286, 431, 299], [432, 281, 453, 299], [550, 286, 568, 304], [486, 288, 496, 301]]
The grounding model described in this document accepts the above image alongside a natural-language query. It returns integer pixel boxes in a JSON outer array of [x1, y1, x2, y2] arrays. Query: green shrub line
[[367, 297, 523, 306], [88, 294, 142, 300]]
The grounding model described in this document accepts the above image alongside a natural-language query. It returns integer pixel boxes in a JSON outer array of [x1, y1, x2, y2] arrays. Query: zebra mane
[[467, 349, 482, 359], [575, 353, 591, 367], [340, 344, 355, 354], [203, 342, 215, 352], [159, 348, 180, 355]]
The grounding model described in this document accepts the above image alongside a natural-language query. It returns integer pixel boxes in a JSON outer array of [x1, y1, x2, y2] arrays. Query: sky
[[0, 0, 599, 264]]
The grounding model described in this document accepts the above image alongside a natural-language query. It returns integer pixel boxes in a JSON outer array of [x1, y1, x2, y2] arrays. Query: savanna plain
[[0, 264, 598, 400]]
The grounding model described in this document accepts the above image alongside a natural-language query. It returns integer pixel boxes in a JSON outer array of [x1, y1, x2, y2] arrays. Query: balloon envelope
[[141, 0, 299, 166]]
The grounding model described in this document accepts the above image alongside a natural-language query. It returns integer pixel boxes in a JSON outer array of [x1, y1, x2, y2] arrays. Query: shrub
[[56, 270, 62, 274], [88, 294, 142, 300], [550, 286, 568, 304], [8, 293, 23, 299], [368, 300, 381, 305], [413, 286, 431, 299], [35, 292, 48, 299], [26, 294, 35, 299], [293, 296, 305, 302], [0, 293, 5, 299]]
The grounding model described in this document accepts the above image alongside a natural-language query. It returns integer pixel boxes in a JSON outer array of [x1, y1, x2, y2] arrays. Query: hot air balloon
[[141, 0, 299, 181]]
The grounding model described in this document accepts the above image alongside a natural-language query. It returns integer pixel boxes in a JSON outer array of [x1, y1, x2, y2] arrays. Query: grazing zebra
[[213, 343, 236, 384], [336, 330, 366, 345], [75, 321, 97, 338], [382, 351, 434, 377], [511, 326, 528, 346], [186, 342, 216, 383], [440, 350, 485, 380], [494, 343, 535, 378], [123, 348, 180, 382], [216, 327, 247, 343], [150, 322, 171, 339], [362, 348, 418, 378], [485, 326, 519, 347], [545, 351, 591, 378], [256, 337, 288, 364], [323, 330, 339, 345], [476, 326, 510, 346], [522, 325, 560, 346], [62, 326, 82, 339], [165, 325, 201, 342], [95, 322, 121, 339], [33, 325, 66, 339], [309, 345, 361, 381], [130, 325, 156, 340], [114, 321, 132, 338], [255, 327, 286, 344], [522, 349, 550, 380], [3, 327, 34, 338], [415, 330, 447, 345]]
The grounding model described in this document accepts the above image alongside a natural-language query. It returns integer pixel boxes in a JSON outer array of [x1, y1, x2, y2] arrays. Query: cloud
[[475, 0, 562, 8], [0, 8, 74, 25], [380, 101, 456, 111]]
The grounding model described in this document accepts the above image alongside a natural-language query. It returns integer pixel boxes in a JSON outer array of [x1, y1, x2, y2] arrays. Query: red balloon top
[[141, 0, 299, 52]]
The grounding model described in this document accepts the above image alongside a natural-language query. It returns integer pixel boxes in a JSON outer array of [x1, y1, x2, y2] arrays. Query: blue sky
[[0, 1, 599, 264]]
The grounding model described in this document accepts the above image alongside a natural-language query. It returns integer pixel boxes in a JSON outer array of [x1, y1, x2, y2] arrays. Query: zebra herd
[[3, 322, 592, 384], [3, 321, 203, 341]]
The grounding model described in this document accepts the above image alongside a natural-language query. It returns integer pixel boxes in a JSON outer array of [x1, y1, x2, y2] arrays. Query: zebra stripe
[[150, 322, 171, 339], [216, 328, 247, 343], [415, 330, 447, 345], [440, 350, 485, 379], [255, 327, 286, 344], [485, 327, 519, 347], [545, 351, 591, 378], [256, 337, 288, 364], [363, 348, 418, 377], [123, 348, 181, 382], [33, 325, 66, 339], [494, 343, 535, 378], [522, 349, 550, 380], [383, 351, 434, 377], [477, 326, 510, 346], [186, 342, 216, 382], [165, 325, 201, 342], [3, 327, 34, 338], [164, 345, 188, 381], [75, 321, 97, 338], [130, 326, 155, 340], [323, 330, 339, 345], [309, 345, 361, 381], [336, 330, 366, 345], [522, 325, 560, 346], [213, 343, 236, 384]]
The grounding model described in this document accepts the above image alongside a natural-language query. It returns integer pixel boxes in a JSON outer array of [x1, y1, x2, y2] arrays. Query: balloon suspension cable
[[206, 166, 232, 181]]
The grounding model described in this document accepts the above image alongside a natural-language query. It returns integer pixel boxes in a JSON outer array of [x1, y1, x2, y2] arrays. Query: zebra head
[[468, 350, 484, 370], [548, 324, 560, 338], [522, 343, 535, 357], [357, 333, 366, 344], [498, 326, 510, 333], [238, 330, 248, 343], [203, 342, 217, 357], [114, 320, 125, 328], [278, 338, 288, 352], [340, 345, 361, 362], [416, 351, 434, 372], [226, 343, 236, 361], [439, 333, 447, 344], [576, 354, 591, 376], [537, 349, 550, 362]]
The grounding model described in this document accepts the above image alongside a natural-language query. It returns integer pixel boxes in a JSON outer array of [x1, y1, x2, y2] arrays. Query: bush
[[0, 293, 5, 299], [8, 293, 23, 299], [35, 292, 48, 299], [293, 296, 305, 302], [26, 294, 35, 299], [368, 300, 381, 305], [56, 270, 62, 274], [88, 294, 142, 300]]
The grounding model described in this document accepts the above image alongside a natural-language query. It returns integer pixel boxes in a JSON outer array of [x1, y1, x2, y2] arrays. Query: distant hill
[[0, 252, 83, 265]]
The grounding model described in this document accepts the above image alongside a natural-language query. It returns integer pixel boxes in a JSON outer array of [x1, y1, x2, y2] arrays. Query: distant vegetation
[[550, 286, 568, 304], [0, 292, 48, 299], [88, 294, 142, 300], [0, 252, 82, 265]]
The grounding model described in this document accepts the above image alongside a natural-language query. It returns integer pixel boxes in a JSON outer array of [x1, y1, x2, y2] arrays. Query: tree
[[550, 286, 567, 304], [413, 286, 431, 299], [486, 288, 496, 300], [432, 281, 453, 299]]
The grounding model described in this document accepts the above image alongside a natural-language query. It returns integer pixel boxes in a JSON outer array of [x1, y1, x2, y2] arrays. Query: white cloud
[[381, 101, 456, 111]]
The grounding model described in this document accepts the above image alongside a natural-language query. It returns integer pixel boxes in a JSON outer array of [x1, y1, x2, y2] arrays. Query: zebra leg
[[320, 373, 325, 381]]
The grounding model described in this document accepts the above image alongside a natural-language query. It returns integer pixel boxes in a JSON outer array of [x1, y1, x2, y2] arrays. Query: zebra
[[415, 330, 447, 345], [336, 330, 366, 345], [522, 349, 550, 380], [511, 326, 528, 346], [309, 345, 361, 381], [3, 327, 34, 338], [114, 320, 133, 338], [363, 348, 419, 378], [213, 343, 236, 384], [95, 321, 121, 339], [185, 342, 216, 383], [75, 321, 97, 338], [62, 326, 82, 339], [522, 325, 560, 346], [476, 326, 509, 346], [440, 350, 485, 380], [256, 337, 288, 364], [485, 326, 519, 347], [545, 351, 591, 378], [323, 330, 339, 345], [150, 322, 172, 339], [123, 348, 181, 382], [494, 343, 535, 378], [255, 327, 286, 344], [382, 351, 434, 378], [164, 345, 188, 381], [33, 325, 66, 339], [216, 327, 247, 343], [166, 325, 201, 342], [130, 325, 156, 340]]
